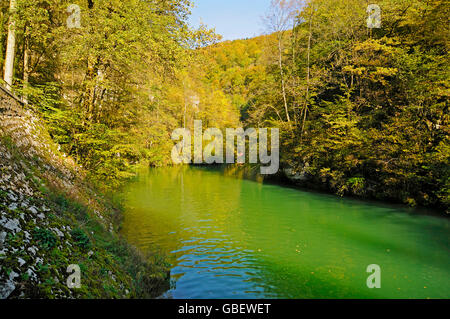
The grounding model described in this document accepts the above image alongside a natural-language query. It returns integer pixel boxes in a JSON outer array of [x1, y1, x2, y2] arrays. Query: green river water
[[120, 166, 449, 299]]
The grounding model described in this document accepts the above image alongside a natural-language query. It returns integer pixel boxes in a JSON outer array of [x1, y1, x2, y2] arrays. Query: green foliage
[[33, 228, 57, 249], [2, 0, 447, 213], [1, 0, 242, 191], [70, 228, 91, 250], [197, 0, 449, 211], [347, 178, 366, 196], [104, 238, 170, 298]]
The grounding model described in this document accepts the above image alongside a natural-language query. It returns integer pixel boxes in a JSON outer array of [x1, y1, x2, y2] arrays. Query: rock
[[28, 206, 38, 215], [9, 271, 19, 281], [1, 218, 21, 232], [27, 246, 38, 255], [7, 192, 17, 202], [0, 232, 6, 247], [18, 257, 26, 267], [26, 269, 37, 281], [0, 280, 15, 299], [283, 164, 310, 182], [53, 228, 64, 238]]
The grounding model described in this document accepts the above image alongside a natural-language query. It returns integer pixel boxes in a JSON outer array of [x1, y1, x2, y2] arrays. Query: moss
[[0, 189, 8, 199], [1, 116, 169, 299], [0, 135, 14, 150], [33, 190, 170, 299], [70, 228, 91, 250], [33, 228, 58, 249]]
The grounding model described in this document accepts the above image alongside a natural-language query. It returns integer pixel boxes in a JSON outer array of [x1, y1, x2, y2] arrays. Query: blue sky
[[188, 0, 273, 41]]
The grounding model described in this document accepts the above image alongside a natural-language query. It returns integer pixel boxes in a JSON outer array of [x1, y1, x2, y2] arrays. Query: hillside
[[197, 1, 449, 212], [0, 86, 168, 298]]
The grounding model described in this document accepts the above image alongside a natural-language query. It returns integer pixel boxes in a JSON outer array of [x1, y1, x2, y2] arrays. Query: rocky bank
[[0, 86, 168, 299]]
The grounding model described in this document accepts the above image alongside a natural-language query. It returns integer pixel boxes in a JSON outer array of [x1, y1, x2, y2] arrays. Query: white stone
[[53, 228, 64, 238], [1, 218, 20, 232], [7, 192, 17, 202], [0, 280, 15, 299], [0, 232, 6, 246], [9, 271, 19, 281], [27, 246, 38, 255], [18, 258, 26, 267], [28, 206, 38, 215], [26, 269, 37, 280]]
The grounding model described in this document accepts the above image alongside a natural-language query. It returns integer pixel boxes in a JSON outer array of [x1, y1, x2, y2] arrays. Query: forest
[[0, 0, 448, 211]]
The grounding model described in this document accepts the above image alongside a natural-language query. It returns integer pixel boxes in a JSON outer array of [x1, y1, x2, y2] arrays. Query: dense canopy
[[1, 0, 448, 210]]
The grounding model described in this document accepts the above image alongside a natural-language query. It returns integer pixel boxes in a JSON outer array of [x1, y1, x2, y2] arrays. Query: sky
[[188, 0, 273, 41]]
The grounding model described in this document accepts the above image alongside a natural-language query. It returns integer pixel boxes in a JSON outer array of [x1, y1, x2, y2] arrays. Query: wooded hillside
[[1, 0, 448, 210], [198, 0, 449, 210]]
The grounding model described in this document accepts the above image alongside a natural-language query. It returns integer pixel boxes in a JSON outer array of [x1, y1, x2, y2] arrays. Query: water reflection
[[121, 166, 450, 299]]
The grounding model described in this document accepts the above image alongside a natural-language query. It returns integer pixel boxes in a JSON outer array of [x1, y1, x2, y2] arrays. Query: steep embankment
[[0, 86, 168, 299]]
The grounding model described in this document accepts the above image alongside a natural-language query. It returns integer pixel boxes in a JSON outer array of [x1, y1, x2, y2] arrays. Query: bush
[[33, 228, 57, 249], [70, 228, 91, 249]]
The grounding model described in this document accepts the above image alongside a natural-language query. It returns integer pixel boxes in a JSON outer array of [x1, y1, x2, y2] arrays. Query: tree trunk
[[278, 33, 291, 123], [23, 37, 30, 105], [0, 11, 4, 66], [3, 0, 17, 90], [291, 17, 299, 124], [301, 7, 314, 139]]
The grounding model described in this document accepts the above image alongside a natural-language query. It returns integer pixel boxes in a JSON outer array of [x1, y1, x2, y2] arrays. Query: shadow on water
[[212, 164, 446, 219]]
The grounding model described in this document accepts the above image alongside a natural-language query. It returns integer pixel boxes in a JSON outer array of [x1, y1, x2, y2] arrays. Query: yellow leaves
[[352, 38, 400, 64], [367, 67, 399, 85], [354, 39, 384, 53], [343, 65, 366, 76], [345, 38, 401, 84], [374, 67, 398, 77], [353, 39, 397, 55]]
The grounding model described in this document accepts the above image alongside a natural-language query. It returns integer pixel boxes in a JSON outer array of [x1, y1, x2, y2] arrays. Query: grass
[[1, 132, 170, 298], [46, 190, 170, 298]]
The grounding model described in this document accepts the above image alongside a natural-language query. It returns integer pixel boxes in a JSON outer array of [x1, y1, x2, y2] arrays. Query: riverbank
[[0, 87, 169, 299], [279, 162, 449, 215], [210, 163, 449, 216]]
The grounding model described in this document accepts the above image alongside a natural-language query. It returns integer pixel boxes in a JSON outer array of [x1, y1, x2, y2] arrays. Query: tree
[[3, 0, 16, 89], [263, 0, 302, 123], [201, 0, 449, 210]]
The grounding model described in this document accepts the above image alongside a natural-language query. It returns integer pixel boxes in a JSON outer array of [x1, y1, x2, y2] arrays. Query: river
[[120, 166, 449, 299]]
